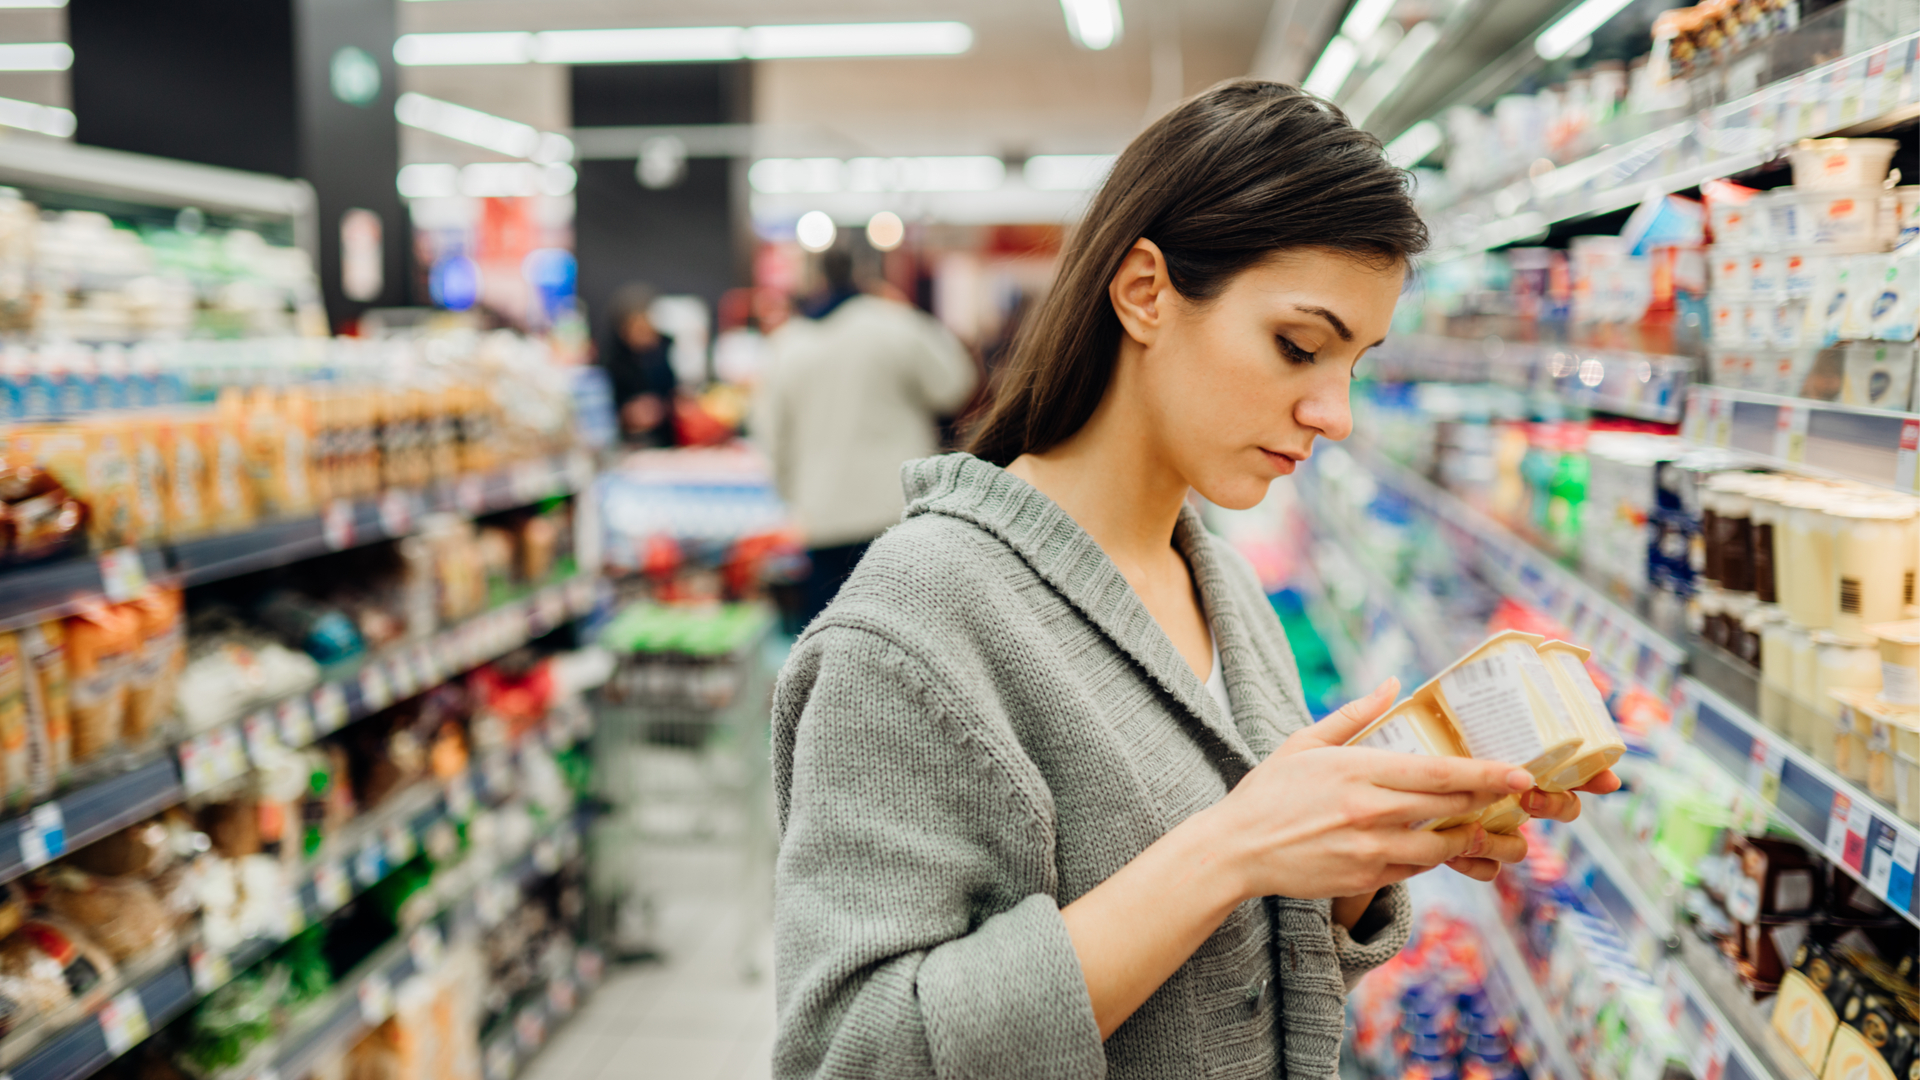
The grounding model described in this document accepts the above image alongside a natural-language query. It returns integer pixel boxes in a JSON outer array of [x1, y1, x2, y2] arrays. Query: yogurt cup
[[1789, 137, 1899, 191]]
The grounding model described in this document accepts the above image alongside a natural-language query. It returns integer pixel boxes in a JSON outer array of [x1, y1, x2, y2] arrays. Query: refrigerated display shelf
[[0, 573, 598, 894], [1342, 443, 1688, 698], [1371, 334, 1694, 425], [1425, 32, 1920, 259], [0, 450, 592, 636], [1453, 882, 1583, 1080], [1681, 678, 1920, 924], [1294, 488, 1457, 679], [1680, 384, 1920, 495]]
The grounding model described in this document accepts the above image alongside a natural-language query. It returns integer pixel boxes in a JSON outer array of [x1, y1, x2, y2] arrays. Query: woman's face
[[1121, 245, 1404, 511]]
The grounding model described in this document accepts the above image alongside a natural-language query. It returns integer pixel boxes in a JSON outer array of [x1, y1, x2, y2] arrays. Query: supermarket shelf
[[0, 451, 591, 634], [1563, 816, 1790, 1080], [1371, 334, 1693, 425], [1426, 33, 1920, 258], [1680, 384, 1920, 495], [0, 139, 315, 224], [479, 948, 606, 1080], [1454, 883, 1583, 1080], [1681, 678, 1920, 924], [1293, 483, 1457, 678], [0, 573, 598, 893], [1343, 442, 1688, 698]]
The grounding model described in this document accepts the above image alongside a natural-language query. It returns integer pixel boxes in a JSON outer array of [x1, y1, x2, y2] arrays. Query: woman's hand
[[1442, 769, 1624, 881], [1195, 679, 1537, 903]]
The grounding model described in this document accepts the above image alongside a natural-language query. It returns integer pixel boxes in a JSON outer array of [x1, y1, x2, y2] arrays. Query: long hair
[[965, 80, 1428, 466]]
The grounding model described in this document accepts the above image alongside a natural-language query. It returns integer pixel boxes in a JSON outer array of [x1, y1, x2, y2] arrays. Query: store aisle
[[526, 851, 777, 1080]]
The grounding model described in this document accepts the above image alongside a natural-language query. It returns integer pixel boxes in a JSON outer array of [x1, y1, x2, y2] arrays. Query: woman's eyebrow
[[1293, 305, 1352, 341]]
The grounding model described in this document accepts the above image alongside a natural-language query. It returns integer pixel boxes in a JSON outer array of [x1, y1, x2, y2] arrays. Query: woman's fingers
[[1573, 769, 1622, 795], [1364, 787, 1510, 828], [1289, 678, 1400, 752], [1382, 822, 1487, 868], [1353, 749, 1534, 797], [1443, 856, 1502, 882], [1520, 789, 1583, 823]]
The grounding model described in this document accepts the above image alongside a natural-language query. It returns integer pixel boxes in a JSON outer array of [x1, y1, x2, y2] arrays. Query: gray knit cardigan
[[772, 453, 1411, 1080]]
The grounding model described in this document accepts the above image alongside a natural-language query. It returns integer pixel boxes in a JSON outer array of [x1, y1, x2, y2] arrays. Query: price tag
[[312, 682, 349, 734], [323, 499, 356, 550], [1887, 830, 1918, 914], [277, 695, 316, 748], [1774, 403, 1809, 462], [98, 548, 148, 602], [17, 801, 64, 870], [1841, 795, 1873, 871], [1865, 821, 1898, 898], [354, 843, 384, 886], [1746, 737, 1786, 804], [242, 710, 282, 764], [315, 860, 350, 910], [484, 1042, 515, 1080], [1827, 792, 1853, 856], [378, 490, 415, 538], [409, 644, 439, 687], [513, 1006, 546, 1051], [212, 723, 248, 784], [357, 973, 393, 1023], [384, 654, 416, 700], [576, 948, 603, 986], [547, 977, 576, 1014], [281, 896, 306, 939], [190, 946, 231, 995], [178, 734, 214, 796], [1898, 421, 1920, 492], [359, 664, 391, 712], [384, 822, 416, 864], [409, 925, 444, 972], [99, 988, 150, 1055]]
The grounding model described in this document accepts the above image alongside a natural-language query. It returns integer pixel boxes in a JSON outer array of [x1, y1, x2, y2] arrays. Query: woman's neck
[[1004, 371, 1191, 572]]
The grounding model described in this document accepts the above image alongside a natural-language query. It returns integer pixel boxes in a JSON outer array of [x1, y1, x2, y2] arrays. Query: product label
[[99, 988, 149, 1055], [1553, 652, 1615, 732], [1882, 661, 1920, 705], [1358, 716, 1425, 755], [1866, 822, 1897, 897], [97, 548, 146, 603], [315, 860, 350, 910], [357, 973, 393, 1023], [1887, 830, 1917, 914], [277, 695, 315, 748], [312, 683, 348, 734], [17, 801, 64, 869], [1440, 646, 1550, 764], [323, 499, 354, 550], [189, 946, 230, 995], [1748, 737, 1787, 805]]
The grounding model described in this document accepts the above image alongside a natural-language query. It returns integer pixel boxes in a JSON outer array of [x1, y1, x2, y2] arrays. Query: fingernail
[[1521, 791, 1546, 814], [1466, 827, 1487, 857], [1506, 769, 1534, 791]]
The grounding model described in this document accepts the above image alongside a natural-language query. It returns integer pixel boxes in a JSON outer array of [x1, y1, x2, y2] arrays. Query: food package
[[1774, 968, 1842, 1072], [0, 453, 87, 565], [1821, 1023, 1895, 1080], [207, 399, 256, 532], [1841, 342, 1917, 410], [123, 587, 183, 742], [127, 415, 170, 544], [1534, 641, 1628, 791], [36, 868, 172, 960], [243, 386, 315, 518], [162, 413, 211, 539], [68, 819, 172, 878], [0, 632, 28, 805], [66, 604, 137, 760], [21, 620, 71, 792], [0, 917, 118, 1017]]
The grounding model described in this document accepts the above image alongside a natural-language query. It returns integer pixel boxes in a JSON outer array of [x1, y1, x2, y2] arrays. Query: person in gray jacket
[[771, 81, 1620, 1080]]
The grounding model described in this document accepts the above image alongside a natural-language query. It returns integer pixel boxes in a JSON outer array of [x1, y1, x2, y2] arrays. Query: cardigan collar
[[901, 452, 1263, 776]]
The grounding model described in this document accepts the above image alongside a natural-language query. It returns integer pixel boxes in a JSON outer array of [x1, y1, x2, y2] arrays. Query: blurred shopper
[[599, 282, 678, 447], [754, 250, 976, 626]]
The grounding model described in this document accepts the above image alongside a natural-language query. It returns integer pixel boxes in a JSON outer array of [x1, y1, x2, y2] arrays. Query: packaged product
[[68, 819, 172, 878], [0, 633, 28, 805], [0, 916, 117, 1014], [66, 604, 136, 760], [243, 386, 315, 518], [124, 587, 184, 741], [1821, 1023, 1895, 1080], [1536, 641, 1627, 790], [1841, 342, 1917, 410], [35, 868, 172, 960], [208, 396, 256, 531], [126, 415, 169, 544], [0, 461, 86, 566], [1866, 252, 1920, 342], [21, 620, 71, 793], [1775, 967, 1842, 1071], [162, 413, 211, 539]]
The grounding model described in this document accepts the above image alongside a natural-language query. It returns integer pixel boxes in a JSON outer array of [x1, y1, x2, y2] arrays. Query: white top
[[1205, 639, 1233, 721]]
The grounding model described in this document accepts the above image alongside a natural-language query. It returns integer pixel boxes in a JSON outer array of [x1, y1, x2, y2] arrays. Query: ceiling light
[[1339, 0, 1399, 42], [1301, 36, 1360, 98], [746, 22, 972, 58], [393, 32, 531, 66], [749, 156, 1008, 194], [1535, 0, 1636, 59], [1023, 154, 1116, 191], [1383, 120, 1443, 167], [795, 211, 836, 252], [1059, 0, 1123, 49], [397, 163, 459, 199], [866, 211, 905, 251], [0, 43, 70, 71], [535, 27, 742, 64], [0, 94, 72, 137], [749, 158, 844, 194], [396, 93, 574, 162], [1344, 21, 1439, 127], [0, 0, 66, 8]]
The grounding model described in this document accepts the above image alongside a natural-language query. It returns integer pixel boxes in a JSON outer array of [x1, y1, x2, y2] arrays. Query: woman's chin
[[1197, 477, 1276, 512]]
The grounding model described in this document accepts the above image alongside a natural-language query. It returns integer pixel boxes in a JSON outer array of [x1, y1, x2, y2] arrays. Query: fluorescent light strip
[[396, 162, 575, 199], [1339, 0, 1398, 43], [0, 42, 70, 71], [0, 0, 66, 8], [1536, 0, 1636, 59], [1024, 154, 1116, 191], [1059, 0, 1123, 50], [1301, 36, 1360, 98], [396, 22, 973, 66], [749, 156, 1006, 194], [395, 91, 574, 162], [0, 93, 71, 136], [1344, 21, 1438, 127], [1382, 119, 1442, 168]]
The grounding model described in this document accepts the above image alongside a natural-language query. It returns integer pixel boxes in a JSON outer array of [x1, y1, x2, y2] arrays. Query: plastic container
[[1829, 498, 1918, 639], [1765, 188, 1808, 249], [1709, 194, 1760, 249], [1788, 625, 1820, 753], [1895, 718, 1919, 824], [1803, 189, 1886, 252], [1867, 619, 1920, 706], [1779, 493, 1840, 629], [1811, 630, 1880, 770], [1760, 613, 1794, 735], [1789, 138, 1899, 191], [1711, 247, 1753, 293], [1894, 185, 1920, 249]]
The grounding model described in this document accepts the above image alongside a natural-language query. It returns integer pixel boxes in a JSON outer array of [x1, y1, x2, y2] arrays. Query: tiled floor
[[528, 858, 776, 1080]]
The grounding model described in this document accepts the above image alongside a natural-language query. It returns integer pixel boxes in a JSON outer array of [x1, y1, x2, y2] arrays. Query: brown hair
[[965, 80, 1428, 466]]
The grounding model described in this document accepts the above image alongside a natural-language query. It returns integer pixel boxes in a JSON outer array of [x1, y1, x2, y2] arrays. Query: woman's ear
[[1109, 238, 1171, 346]]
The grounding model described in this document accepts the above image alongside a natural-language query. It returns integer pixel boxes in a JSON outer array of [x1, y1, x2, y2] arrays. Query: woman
[[772, 81, 1618, 1080]]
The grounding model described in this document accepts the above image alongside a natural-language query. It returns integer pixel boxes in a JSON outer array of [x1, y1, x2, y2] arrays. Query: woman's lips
[[1261, 448, 1299, 474]]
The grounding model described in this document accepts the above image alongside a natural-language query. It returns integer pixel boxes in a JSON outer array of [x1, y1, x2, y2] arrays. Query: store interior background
[[0, 0, 1911, 1079]]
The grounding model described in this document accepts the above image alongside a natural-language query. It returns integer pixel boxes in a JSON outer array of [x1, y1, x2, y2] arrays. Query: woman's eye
[[1278, 338, 1317, 365]]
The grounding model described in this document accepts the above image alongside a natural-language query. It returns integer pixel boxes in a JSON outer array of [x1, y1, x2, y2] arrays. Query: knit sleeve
[[1329, 883, 1413, 991], [772, 627, 1105, 1080]]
